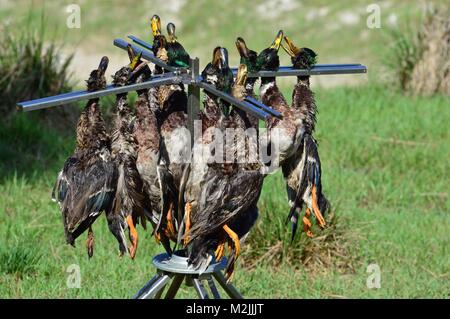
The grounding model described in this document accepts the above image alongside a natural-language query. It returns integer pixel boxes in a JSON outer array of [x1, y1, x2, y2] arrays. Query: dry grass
[[410, 4, 450, 96], [388, 3, 450, 96], [241, 209, 361, 275]]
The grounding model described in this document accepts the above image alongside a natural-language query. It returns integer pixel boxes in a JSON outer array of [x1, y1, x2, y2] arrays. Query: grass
[[0, 84, 448, 298], [0, 14, 73, 114]]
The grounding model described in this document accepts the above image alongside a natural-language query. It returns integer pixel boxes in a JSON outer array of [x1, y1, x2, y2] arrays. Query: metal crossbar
[[18, 73, 182, 112]]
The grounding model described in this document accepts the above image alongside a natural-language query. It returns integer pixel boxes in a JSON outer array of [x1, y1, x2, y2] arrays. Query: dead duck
[[280, 35, 329, 239], [182, 50, 263, 280], [257, 30, 307, 172], [132, 57, 175, 254], [215, 63, 264, 279], [147, 22, 192, 250], [233, 37, 260, 132], [52, 57, 116, 258], [107, 46, 151, 258], [166, 22, 190, 68]]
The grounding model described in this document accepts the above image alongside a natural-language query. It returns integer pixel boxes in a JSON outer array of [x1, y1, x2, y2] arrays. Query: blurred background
[[0, 0, 448, 298]]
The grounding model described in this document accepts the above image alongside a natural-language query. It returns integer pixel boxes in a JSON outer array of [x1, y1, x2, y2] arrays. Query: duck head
[[231, 64, 248, 100], [202, 46, 232, 88], [151, 14, 162, 36], [256, 30, 283, 72], [152, 34, 169, 63], [282, 35, 317, 70], [235, 37, 258, 74], [86, 56, 109, 91], [112, 45, 150, 87], [202, 47, 234, 116], [167, 22, 177, 43]]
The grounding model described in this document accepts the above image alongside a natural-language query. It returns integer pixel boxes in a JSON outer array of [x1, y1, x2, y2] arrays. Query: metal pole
[[187, 58, 200, 146], [192, 278, 209, 299], [138, 274, 171, 299], [213, 272, 244, 299], [164, 274, 185, 299]]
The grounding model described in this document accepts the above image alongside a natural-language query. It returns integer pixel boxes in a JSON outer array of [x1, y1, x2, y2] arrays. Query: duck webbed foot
[[223, 224, 241, 282], [86, 226, 94, 258], [126, 215, 138, 259], [311, 185, 326, 228], [183, 202, 192, 245], [214, 240, 226, 261], [303, 208, 314, 238]]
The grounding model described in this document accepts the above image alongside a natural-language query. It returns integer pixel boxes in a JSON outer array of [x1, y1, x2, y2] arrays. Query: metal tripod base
[[132, 251, 243, 299]]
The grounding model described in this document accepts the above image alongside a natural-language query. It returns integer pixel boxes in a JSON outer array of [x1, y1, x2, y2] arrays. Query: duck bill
[[129, 52, 142, 71], [236, 64, 248, 85], [269, 30, 283, 51], [167, 22, 177, 42], [128, 60, 149, 81], [219, 47, 229, 69], [98, 56, 109, 75], [126, 44, 135, 62], [235, 37, 250, 58], [281, 35, 300, 57], [151, 14, 161, 36]]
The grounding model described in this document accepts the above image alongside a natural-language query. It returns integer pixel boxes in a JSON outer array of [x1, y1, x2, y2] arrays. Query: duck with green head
[[280, 35, 328, 240], [166, 22, 190, 68], [233, 37, 260, 131], [180, 52, 263, 280], [148, 18, 190, 248], [257, 30, 306, 170]]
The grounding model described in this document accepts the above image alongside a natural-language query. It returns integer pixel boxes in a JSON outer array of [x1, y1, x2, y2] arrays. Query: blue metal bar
[[18, 73, 181, 112], [114, 38, 180, 73], [128, 35, 153, 50], [244, 96, 282, 119], [197, 81, 270, 120], [231, 64, 367, 77]]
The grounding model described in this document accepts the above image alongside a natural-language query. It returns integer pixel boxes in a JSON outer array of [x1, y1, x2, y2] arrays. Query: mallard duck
[[257, 30, 306, 171], [146, 21, 191, 251], [52, 57, 116, 258], [107, 46, 151, 258], [166, 22, 190, 68], [182, 50, 263, 280], [132, 63, 176, 253], [233, 37, 260, 131], [280, 35, 329, 239]]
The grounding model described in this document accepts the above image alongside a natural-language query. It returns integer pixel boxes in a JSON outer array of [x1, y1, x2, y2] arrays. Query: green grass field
[[0, 1, 449, 298]]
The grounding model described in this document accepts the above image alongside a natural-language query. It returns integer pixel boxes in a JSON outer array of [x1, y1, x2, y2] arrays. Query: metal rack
[[17, 34, 367, 299]]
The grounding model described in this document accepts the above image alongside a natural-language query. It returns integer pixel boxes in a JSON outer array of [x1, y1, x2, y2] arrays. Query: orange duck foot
[[86, 226, 94, 258], [303, 208, 314, 238], [184, 203, 192, 245], [311, 185, 326, 228], [126, 215, 138, 259]]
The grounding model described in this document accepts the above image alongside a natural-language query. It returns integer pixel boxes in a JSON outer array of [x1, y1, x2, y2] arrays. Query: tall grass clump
[[0, 242, 42, 278], [0, 17, 74, 114], [386, 3, 450, 95]]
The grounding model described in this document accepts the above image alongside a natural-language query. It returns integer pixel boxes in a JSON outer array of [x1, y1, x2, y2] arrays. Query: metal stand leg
[[192, 278, 209, 299], [165, 274, 185, 299], [132, 273, 162, 299], [139, 274, 171, 299], [132, 251, 245, 299], [207, 276, 221, 299], [213, 272, 244, 299]]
